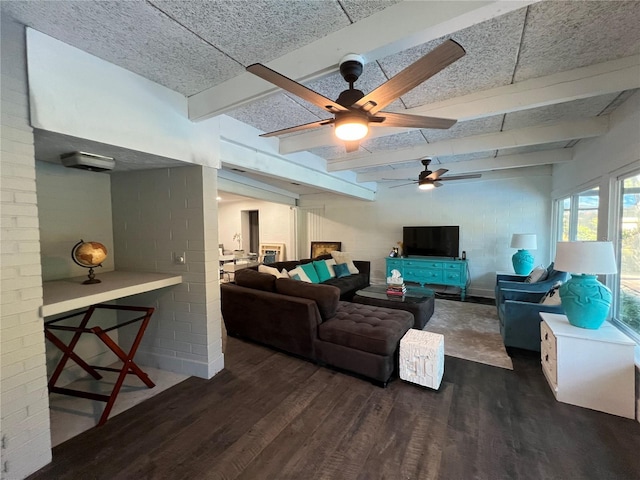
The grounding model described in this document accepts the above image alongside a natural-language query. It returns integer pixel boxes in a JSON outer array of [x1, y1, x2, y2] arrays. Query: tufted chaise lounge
[[221, 269, 413, 385]]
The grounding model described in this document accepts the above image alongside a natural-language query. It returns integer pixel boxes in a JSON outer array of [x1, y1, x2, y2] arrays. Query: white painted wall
[[299, 171, 553, 298], [36, 161, 120, 387], [218, 199, 294, 261], [0, 17, 52, 479], [36, 162, 115, 281], [552, 91, 640, 198], [26, 29, 220, 169]]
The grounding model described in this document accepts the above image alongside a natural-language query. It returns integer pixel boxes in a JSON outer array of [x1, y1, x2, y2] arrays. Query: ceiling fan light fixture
[[418, 180, 435, 190], [334, 113, 368, 141]]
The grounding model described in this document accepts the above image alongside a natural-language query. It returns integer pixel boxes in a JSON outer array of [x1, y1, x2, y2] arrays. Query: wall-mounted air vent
[[60, 151, 115, 172]]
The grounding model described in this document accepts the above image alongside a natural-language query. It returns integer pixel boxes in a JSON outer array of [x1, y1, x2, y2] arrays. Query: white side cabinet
[[539, 312, 636, 419]]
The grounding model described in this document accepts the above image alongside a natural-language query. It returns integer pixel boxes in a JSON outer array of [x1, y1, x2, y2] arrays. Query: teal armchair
[[497, 288, 564, 352], [495, 266, 569, 315]]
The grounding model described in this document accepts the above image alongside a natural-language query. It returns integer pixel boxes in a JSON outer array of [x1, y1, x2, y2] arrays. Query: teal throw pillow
[[313, 260, 332, 283], [290, 274, 301, 281], [334, 262, 351, 278], [300, 263, 320, 283]]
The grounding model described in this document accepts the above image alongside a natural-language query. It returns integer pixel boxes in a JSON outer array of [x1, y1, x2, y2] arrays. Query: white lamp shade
[[510, 233, 537, 250], [554, 241, 617, 274]]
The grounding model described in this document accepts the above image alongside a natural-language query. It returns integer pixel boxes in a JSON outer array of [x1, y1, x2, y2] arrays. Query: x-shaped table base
[[45, 304, 155, 426]]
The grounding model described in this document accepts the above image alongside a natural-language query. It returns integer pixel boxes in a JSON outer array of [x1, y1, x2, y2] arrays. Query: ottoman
[[315, 301, 414, 385], [399, 329, 445, 389], [352, 285, 435, 329]]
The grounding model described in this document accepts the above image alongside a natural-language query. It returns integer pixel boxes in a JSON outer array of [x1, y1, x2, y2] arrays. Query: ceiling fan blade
[[389, 182, 418, 188], [438, 174, 482, 181], [371, 112, 456, 130], [247, 64, 347, 113], [426, 168, 449, 180], [259, 119, 333, 137], [345, 141, 360, 153], [434, 181, 444, 188], [381, 178, 415, 182], [354, 39, 466, 114]]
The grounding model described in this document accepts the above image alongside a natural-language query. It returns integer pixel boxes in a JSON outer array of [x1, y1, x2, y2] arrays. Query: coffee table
[[352, 284, 435, 329]]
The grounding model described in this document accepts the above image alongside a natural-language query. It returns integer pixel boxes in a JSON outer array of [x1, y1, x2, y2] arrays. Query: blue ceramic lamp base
[[512, 249, 534, 275], [559, 274, 612, 329]]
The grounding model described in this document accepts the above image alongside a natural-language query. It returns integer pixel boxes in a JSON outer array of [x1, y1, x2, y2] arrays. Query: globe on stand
[[71, 240, 107, 284]]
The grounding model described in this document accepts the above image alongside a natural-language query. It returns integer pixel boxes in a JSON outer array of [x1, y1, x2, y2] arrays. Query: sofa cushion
[[288, 265, 313, 283], [275, 278, 340, 320], [235, 268, 277, 292], [525, 265, 548, 283], [331, 251, 360, 274], [333, 262, 350, 278], [300, 263, 320, 283], [319, 302, 413, 356], [322, 273, 368, 297], [324, 258, 337, 278], [313, 260, 332, 282], [258, 264, 288, 279]]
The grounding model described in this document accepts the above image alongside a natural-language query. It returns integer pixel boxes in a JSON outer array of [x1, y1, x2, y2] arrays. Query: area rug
[[423, 299, 513, 370]]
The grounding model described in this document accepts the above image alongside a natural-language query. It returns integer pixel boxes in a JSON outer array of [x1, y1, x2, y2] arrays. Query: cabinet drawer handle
[[545, 354, 549, 362], [545, 333, 548, 340]]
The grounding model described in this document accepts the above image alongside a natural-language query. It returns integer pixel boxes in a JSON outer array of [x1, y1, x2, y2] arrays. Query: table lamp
[[553, 241, 618, 329], [510, 234, 537, 275]]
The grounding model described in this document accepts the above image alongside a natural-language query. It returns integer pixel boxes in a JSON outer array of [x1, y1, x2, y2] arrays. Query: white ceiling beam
[[280, 55, 639, 154], [328, 116, 608, 171], [357, 148, 573, 182], [188, 1, 539, 121], [220, 138, 376, 201]]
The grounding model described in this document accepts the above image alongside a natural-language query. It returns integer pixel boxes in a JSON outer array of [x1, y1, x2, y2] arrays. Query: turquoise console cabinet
[[386, 257, 469, 300]]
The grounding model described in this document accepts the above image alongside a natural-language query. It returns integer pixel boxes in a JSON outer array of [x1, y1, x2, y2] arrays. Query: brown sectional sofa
[[256, 254, 371, 301], [221, 268, 414, 385]]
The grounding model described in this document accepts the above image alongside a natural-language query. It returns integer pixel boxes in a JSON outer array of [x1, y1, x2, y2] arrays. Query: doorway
[[242, 210, 259, 253]]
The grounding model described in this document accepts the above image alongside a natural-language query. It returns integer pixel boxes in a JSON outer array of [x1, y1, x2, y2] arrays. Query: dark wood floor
[[29, 337, 640, 480]]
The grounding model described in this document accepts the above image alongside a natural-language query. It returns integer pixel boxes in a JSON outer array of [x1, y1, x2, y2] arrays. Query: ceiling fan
[[246, 39, 466, 152], [387, 158, 482, 190]]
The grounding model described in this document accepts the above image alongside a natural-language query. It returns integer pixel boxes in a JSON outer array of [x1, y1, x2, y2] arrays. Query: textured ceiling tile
[[503, 94, 619, 131], [514, 1, 640, 82], [307, 144, 359, 160], [377, 8, 527, 108], [497, 142, 569, 157], [340, 0, 402, 23], [2, 0, 241, 96], [226, 93, 324, 134], [423, 115, 503, 143], [152, 0, 349, 66], [361, 130, 426, 152]]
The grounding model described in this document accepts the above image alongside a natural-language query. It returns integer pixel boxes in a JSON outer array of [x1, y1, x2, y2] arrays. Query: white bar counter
[[42, 271, 183, 317]]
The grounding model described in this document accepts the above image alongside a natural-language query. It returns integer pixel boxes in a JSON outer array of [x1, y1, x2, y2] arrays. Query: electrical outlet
[[173, 252, 186, 265]]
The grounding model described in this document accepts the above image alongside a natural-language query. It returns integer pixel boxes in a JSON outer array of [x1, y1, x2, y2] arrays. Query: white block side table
[[399, 329, 445, 389]]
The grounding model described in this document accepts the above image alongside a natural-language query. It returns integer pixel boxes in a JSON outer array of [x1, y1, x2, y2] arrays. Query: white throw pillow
[[540, 282, 562, 305], [258, 264, 288, 279], [525, 265, 547, 283], [288, 266, 312, 283], [280, 268, 289, 278], [324, 259, 336, 278], [330, 251, 359, 275]]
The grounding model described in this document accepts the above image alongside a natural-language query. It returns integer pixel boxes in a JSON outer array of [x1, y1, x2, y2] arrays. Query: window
[[557, 187, 599, 242], [613, 172, 640, 340]]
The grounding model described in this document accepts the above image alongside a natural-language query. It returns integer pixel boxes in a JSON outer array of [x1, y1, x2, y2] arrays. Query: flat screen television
[[403, 226, 460, 258]]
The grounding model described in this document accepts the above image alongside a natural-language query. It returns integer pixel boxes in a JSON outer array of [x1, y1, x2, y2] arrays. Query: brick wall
[[110, 166, 223, 378], [1, 18, 52, 479]]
